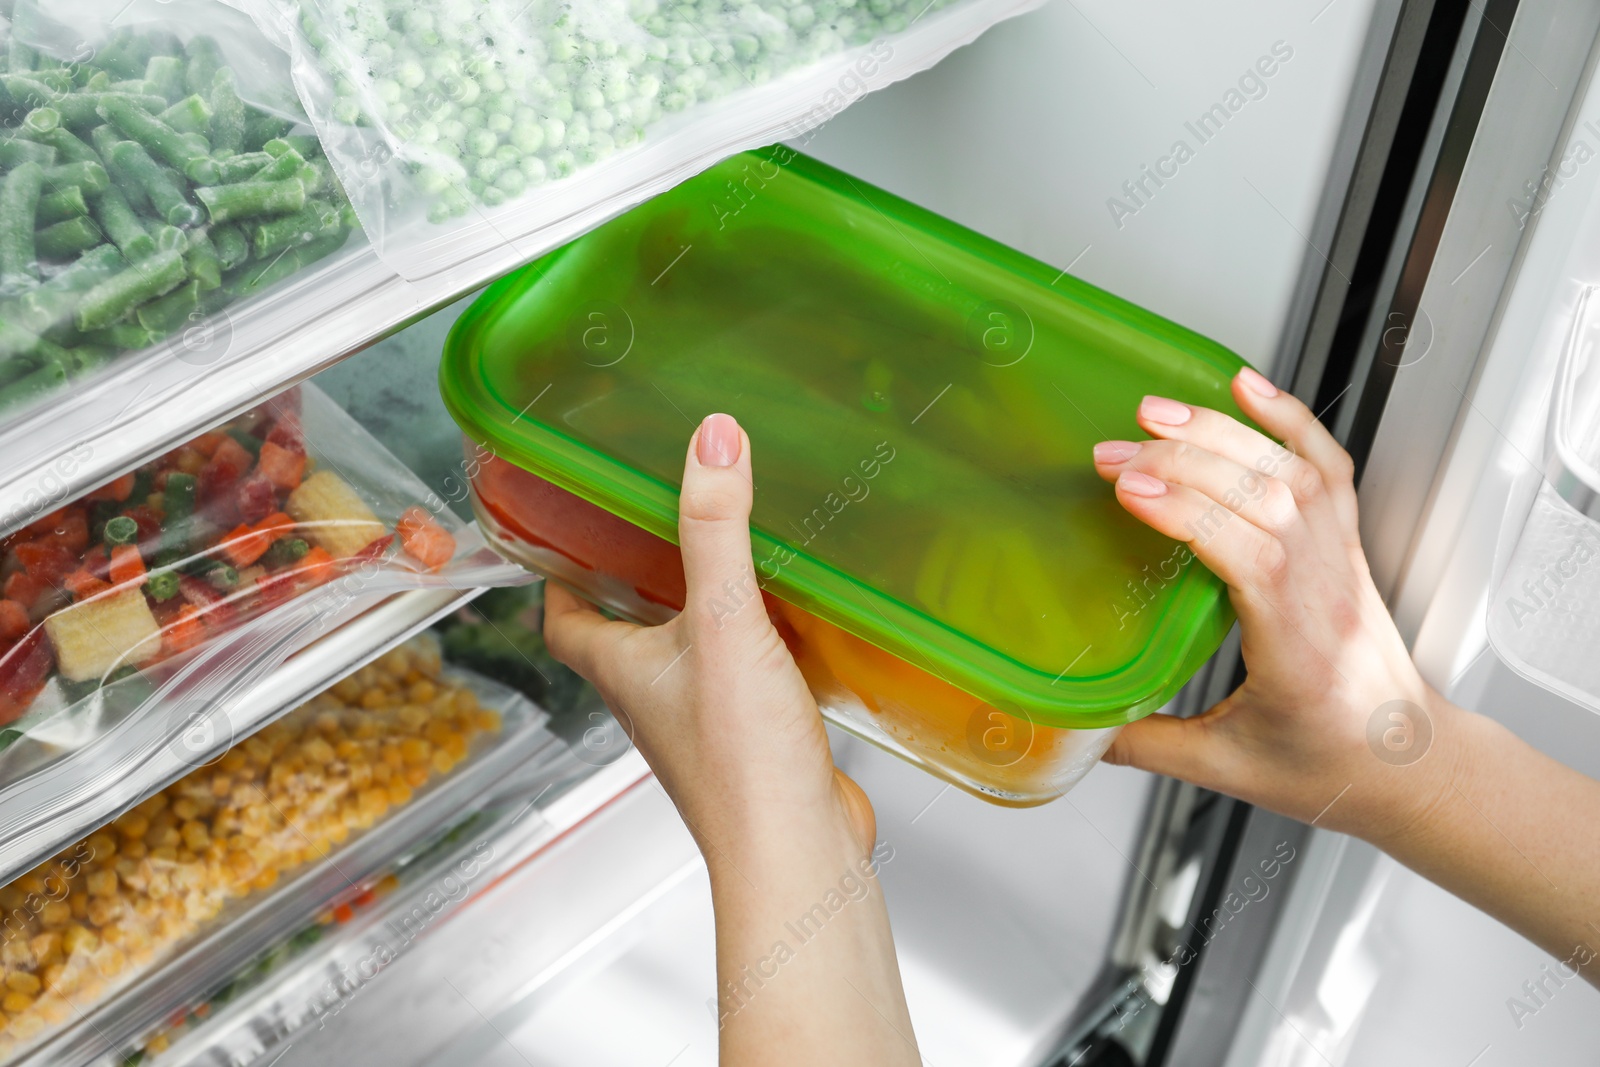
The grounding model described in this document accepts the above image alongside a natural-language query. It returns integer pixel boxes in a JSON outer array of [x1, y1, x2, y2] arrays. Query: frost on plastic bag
[[0, 0, 361, 427], [0, 637, 515, 1062], [0, 382, 530, 787], [234, 0, 1039, 279]]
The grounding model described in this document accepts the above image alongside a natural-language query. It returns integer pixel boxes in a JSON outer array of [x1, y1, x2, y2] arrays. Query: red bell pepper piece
[[198, 437, 254, 505], [0, 600, 29, 641], [15, 541, 78, 586], [64, 568, 111, 601], [235, 474, 277, 525], [0, 630, 54, 725]]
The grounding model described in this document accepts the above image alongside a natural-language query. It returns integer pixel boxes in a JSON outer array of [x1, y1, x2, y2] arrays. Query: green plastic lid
[[442, 147, 1245, 729]]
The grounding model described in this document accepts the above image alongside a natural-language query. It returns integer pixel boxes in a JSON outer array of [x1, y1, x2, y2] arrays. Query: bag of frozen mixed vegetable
[[0, 382, 529, 785], [0, 0, 360, 425], [230, 0, 1040, 279]]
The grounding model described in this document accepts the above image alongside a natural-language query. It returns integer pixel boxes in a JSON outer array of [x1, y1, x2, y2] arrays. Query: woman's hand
[[543, 412, 873, 860], [1094, 369, 1600, 983], [544, 413, 917, 1065], [1091, 367, 1450, 839]]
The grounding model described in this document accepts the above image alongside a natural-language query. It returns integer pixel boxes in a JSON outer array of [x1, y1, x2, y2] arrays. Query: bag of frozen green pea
[[227, 0, 1042, 280]]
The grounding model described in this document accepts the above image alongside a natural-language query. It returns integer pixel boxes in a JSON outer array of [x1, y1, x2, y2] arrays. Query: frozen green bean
[[0, 319, 42, 361], [158, 93, 214, 135], [211, 222, 248, 269], [75, 249, 185, 331], [184, 231, 222, 290], [208, 68, 246, 155], [145, 55, 186, 104], [108, 140, 201, 226], [36, 216, 102, 259], [38, 126, 99, 164], [37, 185, 90, 224], [0, 354, 67, 415], [135, 278, 200, 333], [198, 151, 273, 185], [0, 161, 44, 290], [251, 147, 305, 183], [250, 199, 342, 257], [22, 107, 60, 134], [185, 37, 225, 97], [42, 159, 109, 196], [89, 186, 156, 260], [99, 95, 206, 173], [85, 323, 159, 351], [195, 179, 305, 223], [0, 136, 55, 168]]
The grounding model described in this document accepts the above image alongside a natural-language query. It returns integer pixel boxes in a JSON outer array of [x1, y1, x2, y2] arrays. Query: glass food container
[[441, 147, 1246, 805]]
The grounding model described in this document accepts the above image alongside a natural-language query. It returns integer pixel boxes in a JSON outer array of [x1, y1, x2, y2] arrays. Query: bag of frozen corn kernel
[[0, 636, 522, 1062], [0, 381, 529, 786]]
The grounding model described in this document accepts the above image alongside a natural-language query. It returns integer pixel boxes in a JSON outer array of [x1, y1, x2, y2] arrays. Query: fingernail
[[1238, 366, 1279, 398], [696, 413, 741, 468], [1140, 396, 1192, 426], [1093, 440, 1142, 464], [1118, 471, 1167, 498]]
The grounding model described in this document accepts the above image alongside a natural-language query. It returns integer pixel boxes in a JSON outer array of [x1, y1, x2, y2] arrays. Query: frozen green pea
[[548, 150, 575, 179], [0, 162, 44, 292], [75, 249, 185, 331], [195, 179, 306, 223], [590, 108, 615, 132], [468, 129, 498, 157], [662, 90, 689, 112], [332, 97, 361, 124], [576, 85, 605, 111], [487, 113, 512, 136], [417, 167, 452, 195], [472, 158, 501, 183], [90, 187, 155, 260], [35, 217, 102, 260], [460, 106, 486, 128], [522, 156, 549, 185], [547, 96, 575, 122], [109, 141, 201, 226]]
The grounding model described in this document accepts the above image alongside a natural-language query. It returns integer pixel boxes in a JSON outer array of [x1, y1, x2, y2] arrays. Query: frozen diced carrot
[[396, 507, 455, 572], [3, 571, 44, 611], [220, 524, 272, 569], [187, 431, 231, 458], [64, 569, 111, 601], [297, 546, 336, 585], [257, 441, 306, 490], [85, 474, 136, 503], [163, 604, 204, 655], [109, 545, 146, 586]]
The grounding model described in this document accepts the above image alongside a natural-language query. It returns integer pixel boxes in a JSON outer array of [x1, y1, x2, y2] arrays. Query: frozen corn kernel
[[85, 869, 117, 898], [5, 973, 39, 996], [2, 992, 34, 1014]]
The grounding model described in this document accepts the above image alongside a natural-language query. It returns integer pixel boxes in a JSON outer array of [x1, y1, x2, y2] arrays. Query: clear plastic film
[[1488, 286, 1600, 711], [0, 638, 557, 1064], [0, 0, 362, 427], [0, 381, 530, 798], [230, 0, 1043, 280]]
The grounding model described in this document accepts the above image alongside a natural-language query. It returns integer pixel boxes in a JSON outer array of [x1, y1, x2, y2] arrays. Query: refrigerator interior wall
[[1228, 1, 1600, 1064]]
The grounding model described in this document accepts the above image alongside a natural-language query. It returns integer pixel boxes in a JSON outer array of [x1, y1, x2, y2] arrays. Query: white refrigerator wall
[[803, 0, 1380, 372]]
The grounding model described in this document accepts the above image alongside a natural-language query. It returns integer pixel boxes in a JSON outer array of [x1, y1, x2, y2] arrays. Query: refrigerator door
[[1193, 1, 1600, 1064]]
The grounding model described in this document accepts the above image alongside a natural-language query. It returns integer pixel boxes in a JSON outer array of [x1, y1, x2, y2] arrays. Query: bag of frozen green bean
[[229, 0, 1042, 280], [0, 0, 362, 425]]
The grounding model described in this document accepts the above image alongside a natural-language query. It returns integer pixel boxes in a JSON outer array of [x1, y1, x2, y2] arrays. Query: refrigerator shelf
[[1, 664, 567, 1067], [149, 750, 659, 1067], [0, 584, 484, 888]]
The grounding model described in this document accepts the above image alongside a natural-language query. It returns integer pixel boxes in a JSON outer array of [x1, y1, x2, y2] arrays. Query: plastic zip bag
[[0, 637, 555, 1064], [0, 381, 530, 794], [230, 0, 1042, 280], [0, 0, 361, 427]]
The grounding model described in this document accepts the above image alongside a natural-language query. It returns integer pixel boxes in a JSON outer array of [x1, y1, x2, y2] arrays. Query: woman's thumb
[[679, 414, 762, 633]]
